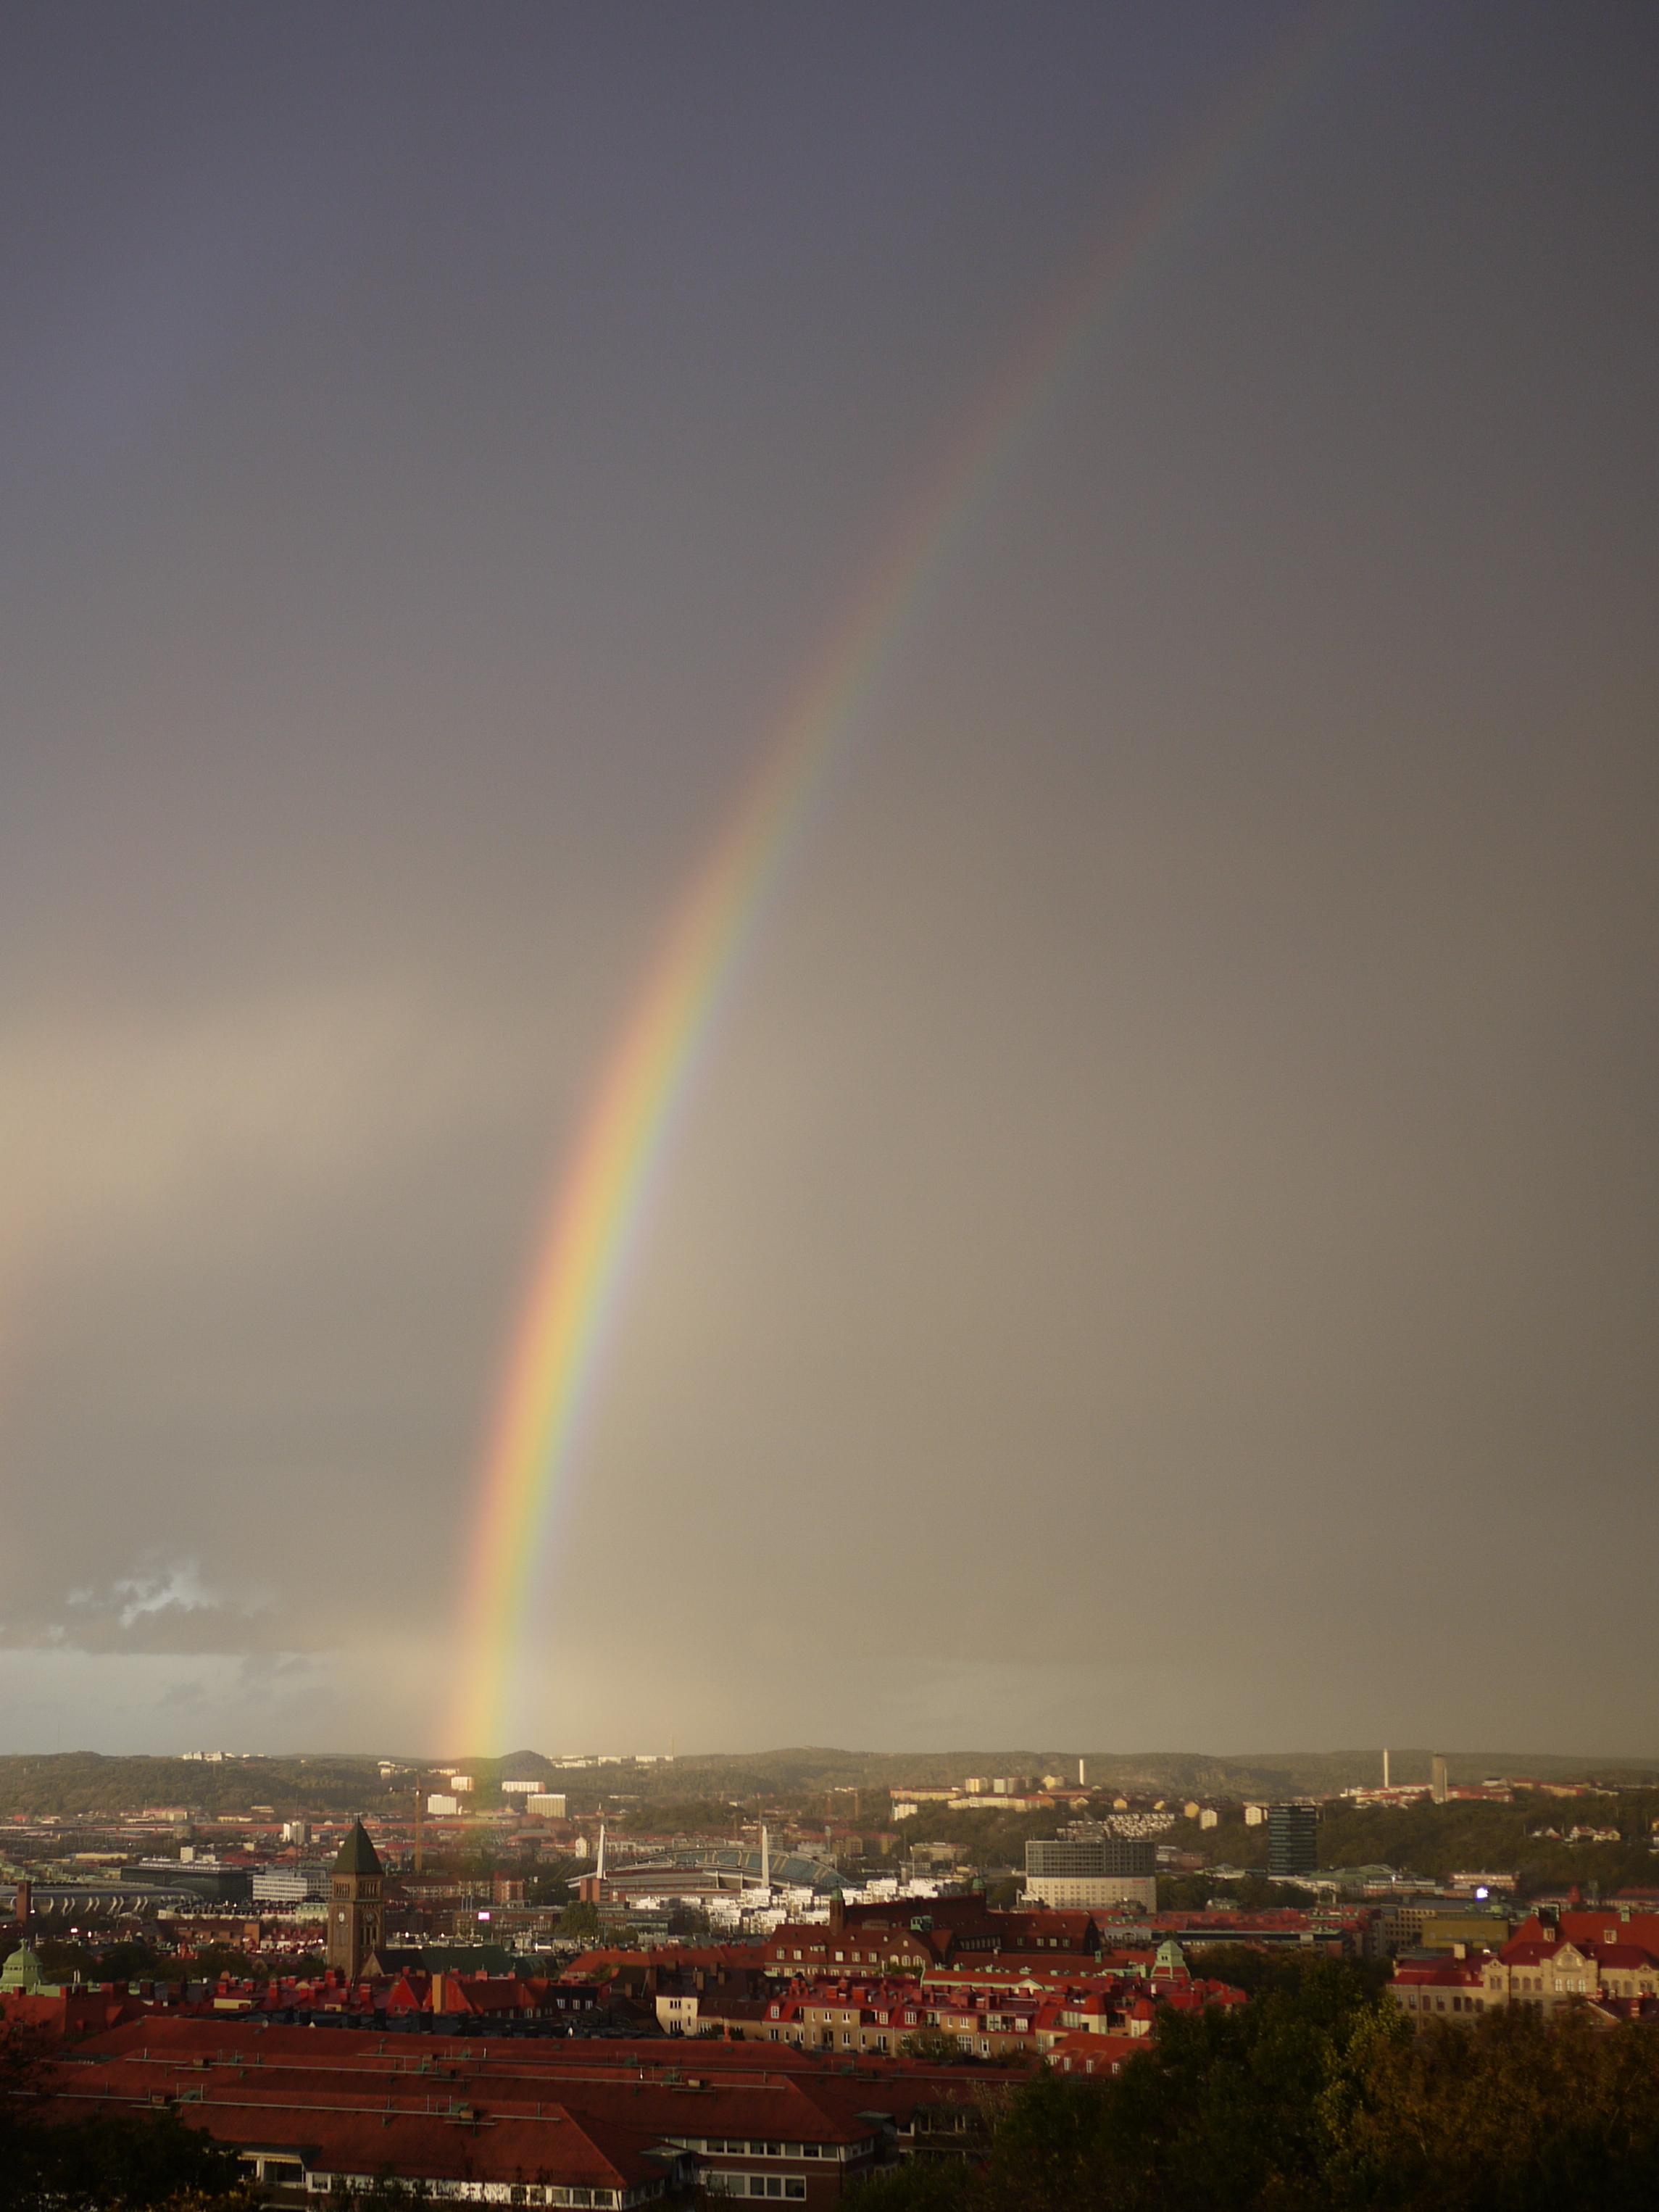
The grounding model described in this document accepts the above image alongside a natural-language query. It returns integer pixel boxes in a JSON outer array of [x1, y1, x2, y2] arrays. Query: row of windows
[[780, 1947, 924, 1966], [702, 2178, 807, 2200], [695, 2137, 874, 2161], [310, 2182, 631, 2207], [683, 2140, 840, 2160]]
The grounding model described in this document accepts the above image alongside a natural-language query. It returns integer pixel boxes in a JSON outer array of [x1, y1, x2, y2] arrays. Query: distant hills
[[1, 1745, 1656, 1820]]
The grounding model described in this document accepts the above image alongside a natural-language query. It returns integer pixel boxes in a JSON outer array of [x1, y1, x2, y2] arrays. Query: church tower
[[326, 1818, 385, 1978]]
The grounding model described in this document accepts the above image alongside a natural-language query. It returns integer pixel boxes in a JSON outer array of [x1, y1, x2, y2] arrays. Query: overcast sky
[[2, 1, 1655, 1759]]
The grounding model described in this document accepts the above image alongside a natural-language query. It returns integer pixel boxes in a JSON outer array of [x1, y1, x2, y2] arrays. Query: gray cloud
[[1, 1, 1655, 1756], [0, 1558, 295, 1656]]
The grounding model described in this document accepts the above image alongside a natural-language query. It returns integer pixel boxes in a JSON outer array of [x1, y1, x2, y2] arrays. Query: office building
[[1024, 1835, 1156, 1910], [1267, 1803, 1320, 1879]]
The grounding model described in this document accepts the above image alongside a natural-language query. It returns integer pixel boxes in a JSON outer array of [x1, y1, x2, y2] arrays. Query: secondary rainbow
[[447, 3, 1371, 1755]]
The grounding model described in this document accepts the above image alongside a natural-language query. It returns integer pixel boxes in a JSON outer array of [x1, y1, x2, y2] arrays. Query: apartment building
[[1390, 1912, 1659, 2025]]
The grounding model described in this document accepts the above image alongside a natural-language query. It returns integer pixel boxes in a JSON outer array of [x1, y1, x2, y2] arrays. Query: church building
[[325, 1818, 386, 1978]]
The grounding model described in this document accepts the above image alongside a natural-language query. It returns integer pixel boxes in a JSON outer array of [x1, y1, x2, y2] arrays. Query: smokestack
[[596, 1822, 607, 1880], [1078, 1758, 1086, 1788], [1382, 1749, 1390, 1791], [760, 1825, 770, 1889]]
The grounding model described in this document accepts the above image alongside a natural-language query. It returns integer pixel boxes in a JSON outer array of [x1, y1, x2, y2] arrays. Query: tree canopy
[[852, 1958, 1659, 2211]]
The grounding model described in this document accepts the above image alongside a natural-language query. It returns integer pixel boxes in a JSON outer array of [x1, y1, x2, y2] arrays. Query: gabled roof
[[332, 1819, 382, 1876], [1587, 1944, 1659, 1970]]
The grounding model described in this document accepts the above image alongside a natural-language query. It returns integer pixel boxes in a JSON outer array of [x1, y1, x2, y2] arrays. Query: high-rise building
[[325, 1819, 385, 1979], [1267, 1802, 1319, 1879], [1431, 1755, 1450, 1805], [1024, 1835, 1156, 1909]]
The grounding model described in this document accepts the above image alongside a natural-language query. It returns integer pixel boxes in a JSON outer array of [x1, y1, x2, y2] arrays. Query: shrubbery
[[855, 1957, 1659, 2211]]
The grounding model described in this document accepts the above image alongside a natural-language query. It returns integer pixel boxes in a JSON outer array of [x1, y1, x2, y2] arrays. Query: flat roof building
[[1025, 1836, 1155, 1912]]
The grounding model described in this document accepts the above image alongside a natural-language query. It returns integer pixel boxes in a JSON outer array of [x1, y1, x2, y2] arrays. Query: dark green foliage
[[899, 2032, 983, 2065], [0, 1750, 408, 1819], [1315, 1791, 1659, 1892], [0, 2110, 253, 2209], [616, 1798, 741, 1833], [31, 1939, 97, 1984], [851, 1959, 1659, 2211], [852, 2163, 976, 2211], [1180, 1943, 1393, 2002], [0, 2023, 253, 2208], [94, 1939, 187, 1986], [524, 1854, 586, 1905]]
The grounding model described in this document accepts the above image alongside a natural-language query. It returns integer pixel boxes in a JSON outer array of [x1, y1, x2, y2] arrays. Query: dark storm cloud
[[1, 1, 1655, 1755]]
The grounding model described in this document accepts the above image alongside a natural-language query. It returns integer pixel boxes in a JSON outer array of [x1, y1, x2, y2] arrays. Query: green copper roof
[[0, 1943, 46, 1993]]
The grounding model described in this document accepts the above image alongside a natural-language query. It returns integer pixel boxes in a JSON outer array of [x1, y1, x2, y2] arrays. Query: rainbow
[[446, 3, 1371, 1755]]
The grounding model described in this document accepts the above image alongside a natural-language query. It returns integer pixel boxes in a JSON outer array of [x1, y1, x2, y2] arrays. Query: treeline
[[1318, 1792, 1659, 1891], [0, 1752, 401, 1819], [853, 1955, 1659, 2211], [0, 2024, 251, 2211]]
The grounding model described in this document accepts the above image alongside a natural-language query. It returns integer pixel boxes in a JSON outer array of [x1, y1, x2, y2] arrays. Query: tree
[[96, 1939, 186, 1987], [0, 2106, 254, 2210], [850, 1967, 1659, 2212], [898, 2031, 974, 2065]]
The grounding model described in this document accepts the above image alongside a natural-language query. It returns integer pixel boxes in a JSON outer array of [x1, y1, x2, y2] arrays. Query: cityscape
[[6, 1747, 1659, 2198], [4, 2, 1656, 2207]]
